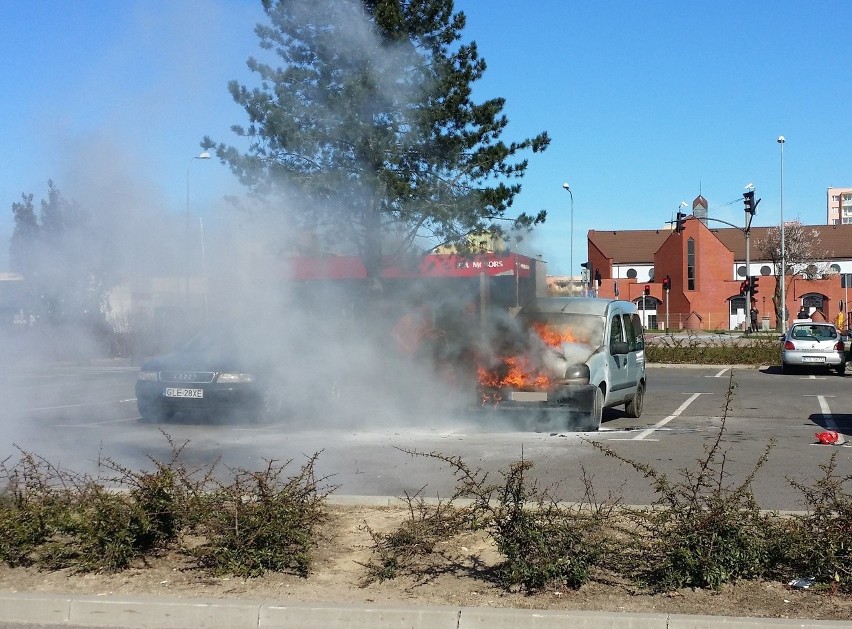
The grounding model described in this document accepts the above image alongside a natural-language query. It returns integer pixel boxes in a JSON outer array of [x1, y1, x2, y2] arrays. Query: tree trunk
[[772, 273, 782, 331], [362, 195, 384, 325]]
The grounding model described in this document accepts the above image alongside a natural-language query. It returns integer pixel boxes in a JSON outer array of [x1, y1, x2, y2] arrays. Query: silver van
[[479, 297, 646, 431]]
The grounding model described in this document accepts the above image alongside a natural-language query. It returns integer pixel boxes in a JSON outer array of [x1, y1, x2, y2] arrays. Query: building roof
[[588, 229, 669, 264], [588, 223, 852, 264]]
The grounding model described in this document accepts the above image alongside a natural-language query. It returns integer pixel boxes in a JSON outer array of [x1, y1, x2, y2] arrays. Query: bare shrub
[[784, 453, 852, 593], [192, 453, 335, 578], [590, 372, 785, 591]]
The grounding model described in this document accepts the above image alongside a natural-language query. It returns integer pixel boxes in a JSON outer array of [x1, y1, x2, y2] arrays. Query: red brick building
[[584, 204, 852, 332]]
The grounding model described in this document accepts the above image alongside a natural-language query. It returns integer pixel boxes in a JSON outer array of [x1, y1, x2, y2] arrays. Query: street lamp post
[[562, 183, 574, 294], [777, 136, 786, 330], [185, 151, 211, 308], [199, 216, 208, 319]]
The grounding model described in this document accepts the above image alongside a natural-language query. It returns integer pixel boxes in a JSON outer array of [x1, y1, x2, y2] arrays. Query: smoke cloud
[[1, 1, 508, 455]]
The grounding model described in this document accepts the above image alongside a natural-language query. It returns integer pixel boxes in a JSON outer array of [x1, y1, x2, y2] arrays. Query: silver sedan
[[780, 321, 847, 375]]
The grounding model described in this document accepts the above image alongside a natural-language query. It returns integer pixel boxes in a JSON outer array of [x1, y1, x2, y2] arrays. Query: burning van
[[477, 297, 646, 431]]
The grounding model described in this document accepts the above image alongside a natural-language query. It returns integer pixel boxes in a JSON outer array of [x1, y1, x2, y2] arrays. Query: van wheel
[[591, 386, 604, 429], [625, 381, 644, 418]]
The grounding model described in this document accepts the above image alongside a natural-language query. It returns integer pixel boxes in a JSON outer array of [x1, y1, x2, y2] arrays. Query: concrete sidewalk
[[0, 592, 848, 629]]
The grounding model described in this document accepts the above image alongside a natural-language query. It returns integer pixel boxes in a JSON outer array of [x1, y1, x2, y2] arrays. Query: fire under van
[[478, 297, 646, 431]]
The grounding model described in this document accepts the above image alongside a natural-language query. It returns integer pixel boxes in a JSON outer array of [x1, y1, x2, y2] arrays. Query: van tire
[[625, 381, 644, 418], [591, 386, 604, 429]]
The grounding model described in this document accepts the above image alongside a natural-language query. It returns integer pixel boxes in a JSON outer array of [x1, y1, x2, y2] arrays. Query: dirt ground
[[0, 505, 849, 621]]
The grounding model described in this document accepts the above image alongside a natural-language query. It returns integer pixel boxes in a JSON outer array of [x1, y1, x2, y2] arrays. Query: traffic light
[[675, 211, 687, 234], [743, 190, 755, 214], [750, 275, 759, 296], [739, 280, 748, 297], [644, 284, 651, 296], [662, 275, 671, 292], [594, 268, 602, 287]]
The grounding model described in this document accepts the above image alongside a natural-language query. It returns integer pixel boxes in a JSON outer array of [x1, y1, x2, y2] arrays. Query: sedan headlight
[[217, 372, 255, 384], [137, 370, 159, 381]]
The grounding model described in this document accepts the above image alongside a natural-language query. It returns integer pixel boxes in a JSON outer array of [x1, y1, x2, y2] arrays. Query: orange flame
[[478, 322, 573, 393], [531, 321, 578, 346]]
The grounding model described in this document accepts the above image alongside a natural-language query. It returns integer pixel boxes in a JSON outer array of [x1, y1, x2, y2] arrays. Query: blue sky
[[2, 0, 851, 275]]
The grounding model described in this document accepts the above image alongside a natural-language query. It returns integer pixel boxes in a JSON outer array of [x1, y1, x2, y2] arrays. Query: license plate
[[510, 391, 548, 402], [165, 387, 204, 398], [802, 356, 825, 363]]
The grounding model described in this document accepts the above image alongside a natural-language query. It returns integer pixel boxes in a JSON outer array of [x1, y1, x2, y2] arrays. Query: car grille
[[159, 371, 215, 384]]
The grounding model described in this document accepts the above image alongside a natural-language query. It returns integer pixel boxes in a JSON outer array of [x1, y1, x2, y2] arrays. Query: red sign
[[282, 254, 533, 281]]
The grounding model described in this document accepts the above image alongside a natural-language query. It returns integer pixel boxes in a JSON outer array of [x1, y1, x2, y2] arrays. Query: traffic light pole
[[745, 228, 751, 333], [743, 189, 759, 333]]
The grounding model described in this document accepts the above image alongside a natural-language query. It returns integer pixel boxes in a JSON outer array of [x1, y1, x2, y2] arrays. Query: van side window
[[624, 314, 637, 350], [629, 314, 644, 350], [610, 313, 624, 345]]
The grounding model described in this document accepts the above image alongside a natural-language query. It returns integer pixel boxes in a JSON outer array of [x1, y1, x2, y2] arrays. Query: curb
[[0, 592, 849, 629]]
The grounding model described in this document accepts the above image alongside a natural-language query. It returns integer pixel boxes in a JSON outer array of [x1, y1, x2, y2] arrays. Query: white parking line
[[29, 400, 136, 411], [806, 394, 843, 434], [617, 393, 706, 441], [53, 417, 139, 427], [709, 368, 729, 378]]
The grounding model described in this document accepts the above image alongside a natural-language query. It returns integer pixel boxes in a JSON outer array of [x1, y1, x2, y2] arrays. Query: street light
[[562, 182, 574, 294], [777, 136, 786, 329], [185, 151, 211, 307]]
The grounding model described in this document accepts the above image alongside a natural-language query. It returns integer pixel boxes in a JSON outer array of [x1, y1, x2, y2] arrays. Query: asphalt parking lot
[[0, 363, 849, 512]]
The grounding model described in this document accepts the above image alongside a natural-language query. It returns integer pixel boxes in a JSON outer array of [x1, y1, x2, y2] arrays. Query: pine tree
[[9, 193, 39, 278], [204, 0, 549, 286]]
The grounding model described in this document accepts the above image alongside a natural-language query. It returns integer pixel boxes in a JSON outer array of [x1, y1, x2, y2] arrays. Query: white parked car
[[779, 321, 847, 376]]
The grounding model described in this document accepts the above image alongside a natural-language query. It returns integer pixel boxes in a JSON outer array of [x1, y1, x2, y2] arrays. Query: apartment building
[[827, 186, 852, 225]]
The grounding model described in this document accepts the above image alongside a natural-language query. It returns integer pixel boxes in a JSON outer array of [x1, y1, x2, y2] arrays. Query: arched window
[[730, 296, 746, 315], [802, 293, 825, 311], [634, 296, 659, 310]]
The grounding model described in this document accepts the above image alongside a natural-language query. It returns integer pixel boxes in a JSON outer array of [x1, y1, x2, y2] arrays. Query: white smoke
[[0, 0, 510, 476]]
